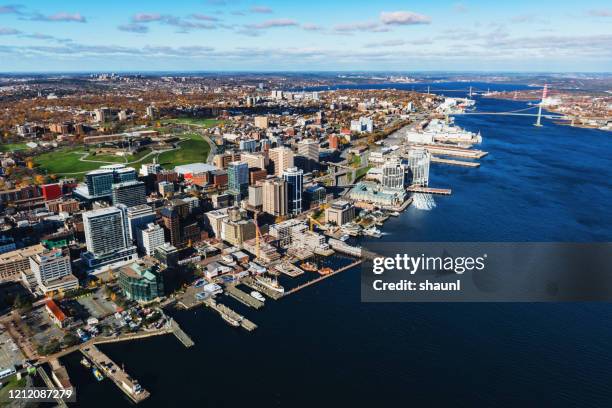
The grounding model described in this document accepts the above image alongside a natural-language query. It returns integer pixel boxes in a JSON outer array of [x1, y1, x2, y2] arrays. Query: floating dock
[[203, 298, 257, 331], [431, 156, 480, 167], [407, 186, 452, 195], [225, 285, 264, 309], [81, 345, 150, 404]]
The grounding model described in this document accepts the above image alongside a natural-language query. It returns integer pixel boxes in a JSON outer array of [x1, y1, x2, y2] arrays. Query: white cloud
[[380, 11, 431, 25], [0, 26, 19, 35], [247, 18, 298, 29], [250, 6, 272, 14]]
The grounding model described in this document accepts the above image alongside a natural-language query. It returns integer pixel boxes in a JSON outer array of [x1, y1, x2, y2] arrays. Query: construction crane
[[309, 216, 324, 232], [254, 210, 262, 260]]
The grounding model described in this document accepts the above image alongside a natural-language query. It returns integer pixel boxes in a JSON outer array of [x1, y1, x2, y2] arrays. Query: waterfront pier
[[81, 345, 150, 404], [283, 259, 362, 297], [431, 157, 480, 167], [169, 318, 195, 347], [203, 298, 258, 331], [242, 276, 284, 300], [226, 284, 265, 309], [407, 186, 452, 195]]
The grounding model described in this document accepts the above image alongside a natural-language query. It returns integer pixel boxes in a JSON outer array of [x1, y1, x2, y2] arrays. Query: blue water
[[61, 83, 612, 407]]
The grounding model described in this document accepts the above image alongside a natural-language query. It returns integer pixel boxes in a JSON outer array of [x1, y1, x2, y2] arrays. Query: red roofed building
[[45, 299, 68, 328]]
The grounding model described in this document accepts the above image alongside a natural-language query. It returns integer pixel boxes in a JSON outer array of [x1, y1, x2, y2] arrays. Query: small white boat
[[250, 291, 265, 302], [220, 313, 240, 327]]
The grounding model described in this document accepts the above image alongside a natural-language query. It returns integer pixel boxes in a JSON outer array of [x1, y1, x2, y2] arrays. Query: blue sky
[[0, 0, 611, 72]]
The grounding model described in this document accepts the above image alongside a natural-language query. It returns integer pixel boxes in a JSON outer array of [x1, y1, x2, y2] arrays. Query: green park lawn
[[0, 143, 29, 152], [33, 147, 102, 174], [33, 147, 153, 175], [164, 118, 222, 128], [157, 132, 211, 168]]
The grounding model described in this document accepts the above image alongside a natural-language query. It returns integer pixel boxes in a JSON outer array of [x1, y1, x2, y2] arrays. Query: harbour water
[[61, 83, 612, 407]]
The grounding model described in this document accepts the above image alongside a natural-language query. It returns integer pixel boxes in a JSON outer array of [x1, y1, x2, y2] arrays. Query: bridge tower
[[534, 84, 548, 127]]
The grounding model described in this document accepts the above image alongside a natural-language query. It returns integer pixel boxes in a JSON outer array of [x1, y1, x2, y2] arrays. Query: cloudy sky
[[0, 0, 611, 72]]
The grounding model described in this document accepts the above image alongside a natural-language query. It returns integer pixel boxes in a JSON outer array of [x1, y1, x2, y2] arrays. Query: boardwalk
[[407, 186, 452, 195], [283, 260, 362, 297]]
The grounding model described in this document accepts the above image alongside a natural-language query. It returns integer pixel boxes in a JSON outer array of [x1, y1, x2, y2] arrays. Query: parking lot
[[0, 329, 25, 369], [76, 289, 117, 319], [20, 308, 64, 351]]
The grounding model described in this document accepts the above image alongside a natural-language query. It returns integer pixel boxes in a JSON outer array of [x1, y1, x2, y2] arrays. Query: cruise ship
[[407, 118, 482, 145]]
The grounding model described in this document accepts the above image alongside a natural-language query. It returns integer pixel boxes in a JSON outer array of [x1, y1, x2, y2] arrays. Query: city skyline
[[0, 0, 611, 72]]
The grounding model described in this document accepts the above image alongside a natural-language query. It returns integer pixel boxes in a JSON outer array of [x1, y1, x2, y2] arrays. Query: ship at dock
[[300, 262, 318, 272], [255, 276, 285, 294], [406, 118, 482, 145], [220, 313, 241, 327]]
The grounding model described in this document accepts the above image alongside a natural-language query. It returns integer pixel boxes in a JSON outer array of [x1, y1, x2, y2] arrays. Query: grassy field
[[164, 118, 222, 127], [33, 147, 102, 174], [0, 143, 29, 152], [0, 376, 27, 401], [157, 133, 211, 168], [90, 148, 152, 163]]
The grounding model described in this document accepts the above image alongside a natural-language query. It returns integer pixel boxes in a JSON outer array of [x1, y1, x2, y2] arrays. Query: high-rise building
[[239, 139, 258, 152], [283, 167, 303, 215], [407, 148, 431, 187], [254, 116, 269, 129], [213, 152, 241, 169], [304, 184, 327, 209], [158, 181, 174, 196], [221, 207, 256, 247], [227, 161, 249, 200], [82, 165, 138, 199], [125, 204, 155, 244], [81, 207, 137, 270], [161, 206, 181, 247], [112, 180, 146, 207], [262, 177, 288, 217], [140, 223, 165, 256], [85, 169, 114, 198], [248, 185, 263, 209], [240, 152, 268, 170], [29, 248, 78, 294], [382, 159, 406, 191], [249, 168, 268, 185], [269, 147, 294, 177], [297, 139, 320, 163]]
